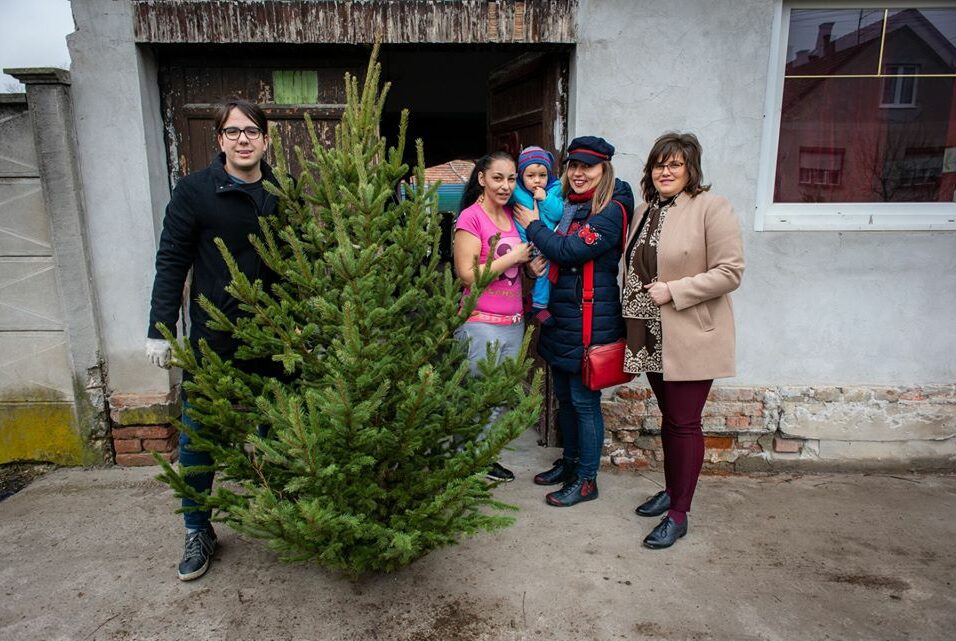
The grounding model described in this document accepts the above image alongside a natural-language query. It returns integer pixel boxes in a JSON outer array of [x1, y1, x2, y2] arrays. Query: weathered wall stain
[[0, 401, 85, 465], [132, 0, 577, 44], [604, 384, 956, 472]]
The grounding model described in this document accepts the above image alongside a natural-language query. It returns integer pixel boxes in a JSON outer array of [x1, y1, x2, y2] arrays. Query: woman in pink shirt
[[454, 151, 544, 482]]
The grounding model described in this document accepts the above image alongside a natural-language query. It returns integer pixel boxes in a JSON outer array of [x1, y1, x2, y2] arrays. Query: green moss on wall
[[0, 403, 85, 465], [111, 403, 179, 426]]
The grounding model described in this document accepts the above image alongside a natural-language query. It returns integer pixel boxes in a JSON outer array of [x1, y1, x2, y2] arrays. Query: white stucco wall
[[573, 0, 956, 386], [68, 0, 171, 394]]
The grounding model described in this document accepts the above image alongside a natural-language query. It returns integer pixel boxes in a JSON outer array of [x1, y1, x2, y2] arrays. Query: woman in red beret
[[514, 136, 635, 507]]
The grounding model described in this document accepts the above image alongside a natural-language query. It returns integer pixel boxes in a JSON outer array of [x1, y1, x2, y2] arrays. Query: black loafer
[[635, 490, 671, 517], [533, 458, 576, 486], [642, 515, 687, 549]]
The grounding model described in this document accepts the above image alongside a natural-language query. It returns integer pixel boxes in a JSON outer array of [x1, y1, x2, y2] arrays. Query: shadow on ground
[[0, 462, 54, 501]]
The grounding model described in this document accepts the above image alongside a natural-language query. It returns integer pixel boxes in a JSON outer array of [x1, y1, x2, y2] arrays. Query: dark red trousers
[[646, 372, 713, 513]]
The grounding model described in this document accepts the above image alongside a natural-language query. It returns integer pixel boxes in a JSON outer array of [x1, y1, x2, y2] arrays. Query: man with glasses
[[146, 98, 280, 580]]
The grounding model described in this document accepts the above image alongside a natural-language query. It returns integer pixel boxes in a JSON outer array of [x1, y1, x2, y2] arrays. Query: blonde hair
[[561, 161, 616, 214]]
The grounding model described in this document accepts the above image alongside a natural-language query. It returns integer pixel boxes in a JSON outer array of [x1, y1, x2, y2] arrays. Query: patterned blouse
[[622, 195, 679, 374]]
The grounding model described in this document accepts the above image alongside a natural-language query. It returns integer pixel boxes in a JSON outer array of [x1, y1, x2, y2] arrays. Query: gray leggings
[[454, 321, 525, 375], [454, 321, 525, 437]]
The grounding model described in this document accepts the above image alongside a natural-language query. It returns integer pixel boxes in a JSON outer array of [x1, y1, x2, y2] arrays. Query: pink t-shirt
[[456, 202, 523, 316]]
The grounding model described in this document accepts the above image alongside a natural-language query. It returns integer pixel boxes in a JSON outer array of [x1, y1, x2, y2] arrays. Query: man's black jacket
[[147, 153, 279, 366]]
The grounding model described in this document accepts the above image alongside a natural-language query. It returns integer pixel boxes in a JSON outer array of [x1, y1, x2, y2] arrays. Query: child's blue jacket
[[511, 182, 564, 241]]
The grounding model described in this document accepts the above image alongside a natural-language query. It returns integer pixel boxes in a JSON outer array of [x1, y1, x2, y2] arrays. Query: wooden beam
[[132, 0, 576, 45]]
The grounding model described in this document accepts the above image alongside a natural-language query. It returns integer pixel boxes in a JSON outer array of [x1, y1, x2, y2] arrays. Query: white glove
[[145, 338, 172, 369]]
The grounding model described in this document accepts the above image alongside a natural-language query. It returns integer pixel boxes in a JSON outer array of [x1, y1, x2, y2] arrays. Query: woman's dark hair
[[459, 151, 516, 213], [214, 97, 269, 134], [640, 132, 711, 202]]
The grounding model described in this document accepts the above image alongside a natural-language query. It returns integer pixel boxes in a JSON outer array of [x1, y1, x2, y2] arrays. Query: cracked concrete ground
[[1, 428, 954, 641]]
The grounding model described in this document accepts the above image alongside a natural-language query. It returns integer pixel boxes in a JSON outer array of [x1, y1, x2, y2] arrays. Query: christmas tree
[[155, 45, 542, 573]]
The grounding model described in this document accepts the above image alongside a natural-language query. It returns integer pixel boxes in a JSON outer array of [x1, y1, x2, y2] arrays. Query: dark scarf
[[567, 188, 595, 203], [546, 188, 597, 285]]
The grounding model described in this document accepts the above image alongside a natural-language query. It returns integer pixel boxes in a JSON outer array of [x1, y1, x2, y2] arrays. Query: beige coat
[[621, 191, 744, 381]]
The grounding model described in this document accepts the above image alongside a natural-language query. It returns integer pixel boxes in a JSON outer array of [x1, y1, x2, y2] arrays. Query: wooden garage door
[[488, 51, 568, 162], [488, 51, 570, 447], [159, 50, 365, 182]]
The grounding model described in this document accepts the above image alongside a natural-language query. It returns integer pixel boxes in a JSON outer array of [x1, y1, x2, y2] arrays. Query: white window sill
[[756, 202, 956, 231]]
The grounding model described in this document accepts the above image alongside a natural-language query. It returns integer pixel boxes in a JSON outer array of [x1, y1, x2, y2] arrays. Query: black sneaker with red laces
[[545, 476, 598, 507]]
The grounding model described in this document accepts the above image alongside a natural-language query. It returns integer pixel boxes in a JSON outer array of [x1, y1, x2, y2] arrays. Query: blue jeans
[[552, 367, 605, 479], [178, 396, 213, 530], [178, 393, 268, 530]]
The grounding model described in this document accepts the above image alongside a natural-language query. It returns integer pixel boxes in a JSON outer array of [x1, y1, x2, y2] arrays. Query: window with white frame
[[881, 64, 920, 106], [799, 148, 845, 186], [757, 3, 956, 230]]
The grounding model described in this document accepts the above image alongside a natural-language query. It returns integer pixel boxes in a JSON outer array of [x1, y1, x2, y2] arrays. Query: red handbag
[[580, 201, 635, 391]]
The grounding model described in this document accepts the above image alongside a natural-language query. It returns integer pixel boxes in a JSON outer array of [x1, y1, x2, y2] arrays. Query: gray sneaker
[[177, 526, 217, 581]]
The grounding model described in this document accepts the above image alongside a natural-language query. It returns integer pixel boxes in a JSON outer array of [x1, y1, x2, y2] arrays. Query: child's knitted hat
[[517, 146, 558, 187]]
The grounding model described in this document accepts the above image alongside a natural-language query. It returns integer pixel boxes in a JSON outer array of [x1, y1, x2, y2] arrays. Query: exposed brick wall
[[105, 383, 955, 470], [111, 425, 178, 466], [603, 384, 956, 472], [108, 389, 181, 466]]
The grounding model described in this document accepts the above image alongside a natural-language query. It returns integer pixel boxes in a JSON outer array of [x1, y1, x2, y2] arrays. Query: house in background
[[775, 8, 956, 204], [419, 160, 475, 262], [2, 1, 954, 471]]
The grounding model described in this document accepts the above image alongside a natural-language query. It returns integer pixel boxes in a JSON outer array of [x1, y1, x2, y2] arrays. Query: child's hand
[[509, 242, 533, 265], [532, 187, 547, 201]]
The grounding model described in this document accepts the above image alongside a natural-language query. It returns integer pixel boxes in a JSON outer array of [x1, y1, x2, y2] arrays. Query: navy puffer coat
[[524, 178, 635, 373]]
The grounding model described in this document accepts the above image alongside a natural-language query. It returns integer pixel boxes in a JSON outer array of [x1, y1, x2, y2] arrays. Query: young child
[[510, 146, 565, 326]]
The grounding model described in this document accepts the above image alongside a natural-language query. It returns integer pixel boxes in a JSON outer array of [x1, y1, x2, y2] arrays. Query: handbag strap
[[582, 200, 628, 350]]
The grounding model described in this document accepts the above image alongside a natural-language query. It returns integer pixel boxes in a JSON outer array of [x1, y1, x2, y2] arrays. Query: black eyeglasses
[[219, 126, 263, 141], [652, 161, 685, 174]]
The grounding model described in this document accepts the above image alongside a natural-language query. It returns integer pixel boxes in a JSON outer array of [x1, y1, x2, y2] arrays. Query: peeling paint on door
[[133, 0, 577, 45]]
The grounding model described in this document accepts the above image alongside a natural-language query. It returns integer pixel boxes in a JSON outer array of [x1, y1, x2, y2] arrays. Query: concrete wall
[[573, 0, 956, 387], [0, 69, 112, 465], [68, 0, 172, 396], [0, 93, 83, 463]]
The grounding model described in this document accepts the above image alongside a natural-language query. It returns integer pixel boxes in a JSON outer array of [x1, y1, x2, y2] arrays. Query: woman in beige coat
[[621, 132, 744, 549]]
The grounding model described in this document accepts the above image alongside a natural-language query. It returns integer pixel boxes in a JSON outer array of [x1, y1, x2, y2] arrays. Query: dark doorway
[[380, 47, 511, 168], [379, 46, 568, 169], [157, 44, 568, 179]]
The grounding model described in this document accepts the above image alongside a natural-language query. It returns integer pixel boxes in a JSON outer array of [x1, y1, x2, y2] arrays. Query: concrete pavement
[[1, 428, 955, 641]]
